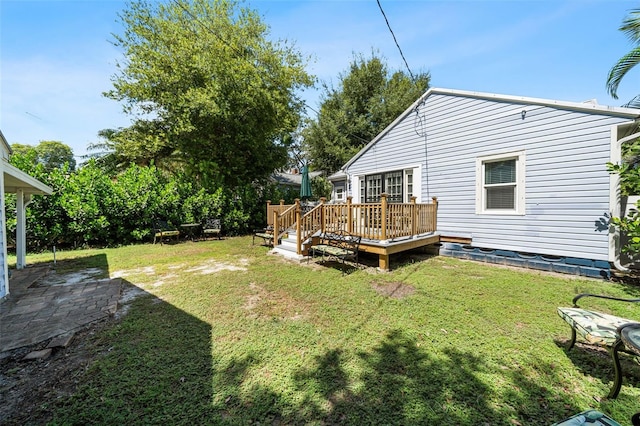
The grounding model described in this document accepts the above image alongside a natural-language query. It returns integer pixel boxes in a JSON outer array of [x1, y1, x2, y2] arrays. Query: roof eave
[[342, 88, 640, 171]]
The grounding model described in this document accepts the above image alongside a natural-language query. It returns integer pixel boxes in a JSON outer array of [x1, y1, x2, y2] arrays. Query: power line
[[376, 0, 415, 82]]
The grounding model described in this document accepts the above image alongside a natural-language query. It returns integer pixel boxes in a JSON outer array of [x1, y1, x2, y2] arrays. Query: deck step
[[280, 237, 297, 251], [271, 246, 305, 261], [271, 231, 307, 261]]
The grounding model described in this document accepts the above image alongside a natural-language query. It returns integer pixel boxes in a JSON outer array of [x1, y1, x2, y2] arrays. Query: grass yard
[[14, 237, 640, 425]]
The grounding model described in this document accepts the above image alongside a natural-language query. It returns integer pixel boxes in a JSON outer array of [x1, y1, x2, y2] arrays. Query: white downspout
[[609, 125, 640, 272], [15, 190, 32, 269]]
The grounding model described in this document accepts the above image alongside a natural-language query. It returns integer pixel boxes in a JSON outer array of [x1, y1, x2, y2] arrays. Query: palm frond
[[622, 94, 640, 109], [606, 46, 640, 99], [621, 8, 640, 42]]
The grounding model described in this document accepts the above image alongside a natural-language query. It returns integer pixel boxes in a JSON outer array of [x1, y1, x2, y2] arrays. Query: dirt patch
[[243, 282, 308, 321], [0, 319, 113, 425], [29, 267, 104, 288], [371, 281, 416, 299], [184, 259, 248, 275]]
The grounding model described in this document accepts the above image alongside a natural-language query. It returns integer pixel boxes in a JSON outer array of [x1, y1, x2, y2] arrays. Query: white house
[[332, 88, 640, 277], [0, 130, 53, 299]]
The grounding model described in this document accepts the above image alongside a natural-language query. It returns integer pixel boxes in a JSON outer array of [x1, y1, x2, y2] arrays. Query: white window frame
[[475, 151, 526, 215], [350, 165, 421, 204], [335, 187, 344, 201], [404, 169, 414, 202]]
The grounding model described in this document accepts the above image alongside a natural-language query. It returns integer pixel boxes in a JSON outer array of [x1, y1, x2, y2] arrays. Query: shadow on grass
[[293, 330, 497, 424], [12, 253, 110, 279], [554, 338, 640, 397], [43, 280, 587, 424], [611, 274, 640, 297], [310, 258, 361, 275], [49, 279, 215, 425], [214, 330, 582, 425], [356, 248, 439, 272]]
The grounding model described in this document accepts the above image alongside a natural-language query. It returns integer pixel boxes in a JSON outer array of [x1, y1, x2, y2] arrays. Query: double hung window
[[476, 151, 525, 215]]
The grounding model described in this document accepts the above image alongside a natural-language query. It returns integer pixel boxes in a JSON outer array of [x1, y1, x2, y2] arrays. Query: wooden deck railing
[[321, 195, 438, 240], [299, 202, 324, 250], [273, 203, 297, 243], [266, 200, 294, 227], [269, 194, 438, 254]]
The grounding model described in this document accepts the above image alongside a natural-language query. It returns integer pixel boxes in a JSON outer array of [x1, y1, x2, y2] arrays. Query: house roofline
[[342, 87, 640, 171], [0, 130, 13, 155], [4, 162, 53, 195]]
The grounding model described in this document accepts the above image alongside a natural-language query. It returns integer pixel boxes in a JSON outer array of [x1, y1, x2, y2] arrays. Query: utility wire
[[376, 0, 415, 82]]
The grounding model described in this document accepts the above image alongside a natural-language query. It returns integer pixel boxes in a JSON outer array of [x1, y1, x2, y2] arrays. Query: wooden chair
[[153, 220, 180, 244]]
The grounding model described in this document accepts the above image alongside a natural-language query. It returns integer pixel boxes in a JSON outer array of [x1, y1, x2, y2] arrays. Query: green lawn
[[18, 237, 640, 425]]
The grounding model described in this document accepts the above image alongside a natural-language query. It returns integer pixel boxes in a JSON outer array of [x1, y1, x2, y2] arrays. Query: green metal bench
[[308, 230, 361, 268], [153, 220, 180, 244], [253, 226, 276, 247], [202, 218, 221, 240], [557, 293, 640, 398]]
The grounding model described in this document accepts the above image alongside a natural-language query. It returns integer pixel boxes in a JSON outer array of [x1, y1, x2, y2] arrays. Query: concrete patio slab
[[0, 265, 121, 354]]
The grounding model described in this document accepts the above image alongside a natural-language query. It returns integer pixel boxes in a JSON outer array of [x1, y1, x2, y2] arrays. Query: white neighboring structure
[[327, 170, 347, 202], [334, 88, 640, 276], [0, 130, 53, 299]]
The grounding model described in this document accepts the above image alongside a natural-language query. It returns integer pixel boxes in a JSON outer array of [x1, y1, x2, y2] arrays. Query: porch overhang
[[3, 162, 53, 195]]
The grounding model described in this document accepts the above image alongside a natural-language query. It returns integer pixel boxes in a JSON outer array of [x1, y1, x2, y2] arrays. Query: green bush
[[5, 156, 286, 250]]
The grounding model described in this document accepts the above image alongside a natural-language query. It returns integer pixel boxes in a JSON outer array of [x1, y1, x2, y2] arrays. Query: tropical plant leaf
[[606, 46, 640, 99]]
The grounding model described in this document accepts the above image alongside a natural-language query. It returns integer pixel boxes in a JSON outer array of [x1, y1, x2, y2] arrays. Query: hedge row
[[5, 156, 292, 251]]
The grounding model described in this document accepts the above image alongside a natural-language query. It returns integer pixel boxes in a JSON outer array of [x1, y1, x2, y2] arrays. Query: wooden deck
[[269, 194, 441, 270], [357, 234, 441, 270]]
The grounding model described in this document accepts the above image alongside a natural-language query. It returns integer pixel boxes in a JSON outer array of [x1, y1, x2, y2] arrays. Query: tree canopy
[[11, 140, 76, 172], [104, 0, 313, 188], [303, 53, 430, 173]]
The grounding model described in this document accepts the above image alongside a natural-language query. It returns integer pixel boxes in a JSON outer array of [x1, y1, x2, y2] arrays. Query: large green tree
[[105, 0, 313, 188], [11, 141, 76, 171], [303, 53, 430, 173], [607, 7, 640, 104]]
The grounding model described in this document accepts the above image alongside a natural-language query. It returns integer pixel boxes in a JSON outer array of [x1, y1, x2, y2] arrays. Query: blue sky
[[1, 0, 638, 158]]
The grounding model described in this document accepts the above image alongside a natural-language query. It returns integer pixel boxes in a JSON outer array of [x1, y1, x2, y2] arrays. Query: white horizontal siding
[[347, 93, 633, 260]]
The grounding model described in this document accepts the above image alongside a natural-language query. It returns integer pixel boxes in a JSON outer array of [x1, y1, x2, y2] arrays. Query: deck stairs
[[271, 229, 313, 261]]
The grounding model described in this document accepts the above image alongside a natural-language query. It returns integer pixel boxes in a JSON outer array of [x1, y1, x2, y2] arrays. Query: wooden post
[[273, 209, 279, 247], [267, 200, 273, 226], [432, 196, 438, 232], [410, 196, 417, 236], [295, 198, 302, 254], [346, 196, 353, 233], [380, 193, 387, 241], [379, 254, 390, 271], [320, 197, 326, 234]]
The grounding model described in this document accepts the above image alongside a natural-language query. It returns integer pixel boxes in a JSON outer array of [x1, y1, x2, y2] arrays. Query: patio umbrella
[[300, 165, 312, 200]]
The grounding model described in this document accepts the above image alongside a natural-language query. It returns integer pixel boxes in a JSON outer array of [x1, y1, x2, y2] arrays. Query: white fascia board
[[342, 87, 640, 172], [3, 162, 53, 195], [0, 130, 13, 156], [431, 88, 640, 118]]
